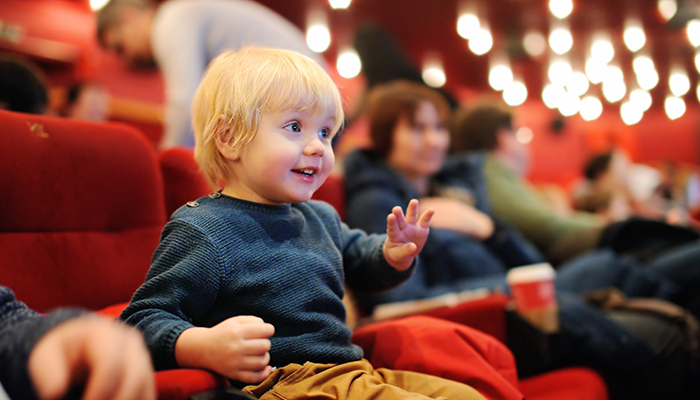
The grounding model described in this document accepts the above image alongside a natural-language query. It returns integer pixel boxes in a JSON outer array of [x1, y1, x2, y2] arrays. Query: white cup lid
[[506, 262, 555, 283]]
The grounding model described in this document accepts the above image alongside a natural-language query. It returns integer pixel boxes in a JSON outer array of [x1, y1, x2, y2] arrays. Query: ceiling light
[[548, 59, 572, 86], [549, 0, 573, 19], [580, 96, 603, 121], [306, 25, 331, 53], [542, 84, 566, 109], [658, 0, 677, 21], [422, 58, 446, 88], [585, 57, 607, 84], [665, 95, 686, 120], [630, 89, 652, 111], [558, 90, 580, 117], [669, 68, 690, 96], [591, 37, 615, 63], [328, 0, 351, 9], [695, 49, 700, 73], [549, 28, 573, 55], [688, 20, 700, 47], [503, 81, 528, 106], [489, 65, 513, 91], [623, 19, 646, 52], [515, 127, 534, 144], [469, 28, 493, 55], [633, 55, 655, 75], [336, 49, 361, 79], [620, 101, 643, 125], [637, 68, 659, 91], [90, 0, 110, 11], [457, 13, 480, 40], [602, 67, 626, 103], [523, 31, 546, 57], [566, 71, 590, 96]]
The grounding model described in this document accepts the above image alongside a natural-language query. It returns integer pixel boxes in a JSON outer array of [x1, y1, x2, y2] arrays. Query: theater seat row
[[0, 110, 607, 400]]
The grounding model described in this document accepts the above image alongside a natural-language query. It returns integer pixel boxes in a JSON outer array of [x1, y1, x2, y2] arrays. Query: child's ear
[[214, 123, 241, 161]]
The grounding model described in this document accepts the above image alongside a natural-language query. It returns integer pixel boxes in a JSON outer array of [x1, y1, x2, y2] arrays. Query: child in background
[[121, 47, 486, 399]]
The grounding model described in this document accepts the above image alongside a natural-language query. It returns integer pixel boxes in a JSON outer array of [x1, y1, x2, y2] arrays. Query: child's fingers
[[417, 208, 435, 228], [235, 366, 274, 384], [405, 199, 419, 224], [390, 206, 407, 230]]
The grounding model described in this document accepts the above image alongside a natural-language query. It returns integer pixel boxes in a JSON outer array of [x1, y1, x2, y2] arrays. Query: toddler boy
[[121, 47, 486, 399]]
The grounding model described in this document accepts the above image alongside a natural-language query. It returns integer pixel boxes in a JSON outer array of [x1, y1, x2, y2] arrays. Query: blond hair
[[192, 47, 344, 189]]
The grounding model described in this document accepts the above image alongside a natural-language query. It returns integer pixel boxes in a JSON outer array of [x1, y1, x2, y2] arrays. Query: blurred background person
[[0, 55, 49, 115], [96, 0, 325, 149]]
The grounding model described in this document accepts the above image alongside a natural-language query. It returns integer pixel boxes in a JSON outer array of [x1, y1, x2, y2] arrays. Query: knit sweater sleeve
[[0, 286, 84, 400], [310, 201, 414, 295], [120, 219, 223, 370]]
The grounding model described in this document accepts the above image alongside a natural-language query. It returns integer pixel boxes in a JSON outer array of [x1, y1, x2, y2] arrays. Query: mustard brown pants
[[242, 359, 488, 400]]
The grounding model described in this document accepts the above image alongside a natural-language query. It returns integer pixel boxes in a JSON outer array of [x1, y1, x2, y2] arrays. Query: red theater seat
[[0, 110, 226, 399], [0, 110, 165, 313]]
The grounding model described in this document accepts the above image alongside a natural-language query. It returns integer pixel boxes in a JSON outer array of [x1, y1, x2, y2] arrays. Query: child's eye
[[319, 128, 331, 138], [284, 122, 301, 133]]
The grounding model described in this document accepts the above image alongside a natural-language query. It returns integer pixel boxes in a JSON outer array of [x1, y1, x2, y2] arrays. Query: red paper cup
[[506, 263, 559, 332]]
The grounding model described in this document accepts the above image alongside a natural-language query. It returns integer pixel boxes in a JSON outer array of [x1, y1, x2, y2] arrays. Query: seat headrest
[[0, 109, 165, 232]]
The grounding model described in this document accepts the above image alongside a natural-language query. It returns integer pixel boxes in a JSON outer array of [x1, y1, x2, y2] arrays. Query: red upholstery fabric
[[520, 368, 608, 400], [0, 110, 228, 400], [312, 173, 346, 219], [352, 316, 523, 400], [159, 147, 211, 218], [0, 110, 166, 313], [154, 369, 230, 400], [354, 314, 609, 400], [421, 294, 511, 343]]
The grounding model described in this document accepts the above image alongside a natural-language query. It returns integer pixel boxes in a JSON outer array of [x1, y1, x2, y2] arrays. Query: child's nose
[[304, 137, 325, 156]]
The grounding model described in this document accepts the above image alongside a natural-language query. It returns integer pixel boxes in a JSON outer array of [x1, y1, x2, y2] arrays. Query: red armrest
[[418, 293, 510, 343], [155, 369, 229, 400]]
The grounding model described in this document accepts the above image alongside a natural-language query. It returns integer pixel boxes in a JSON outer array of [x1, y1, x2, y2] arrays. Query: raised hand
[[383, 199, 434, 271]]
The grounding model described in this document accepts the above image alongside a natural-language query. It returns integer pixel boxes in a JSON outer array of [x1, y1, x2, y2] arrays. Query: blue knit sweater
[[121, 194, 413, 371]]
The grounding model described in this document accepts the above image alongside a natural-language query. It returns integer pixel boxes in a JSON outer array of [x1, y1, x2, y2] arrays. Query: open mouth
[[292, 168, 316, 177]]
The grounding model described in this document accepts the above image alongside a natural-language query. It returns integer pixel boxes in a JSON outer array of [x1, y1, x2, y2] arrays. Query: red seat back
[[159, 147, 211, 218], [0, 110, 166, 312]]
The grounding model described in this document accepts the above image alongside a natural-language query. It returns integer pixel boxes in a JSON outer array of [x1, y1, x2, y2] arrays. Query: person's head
[[452, 103, 529, 176], [192, 47, 344, 204], [584, 151, 614, 181], [59, 82, 110, 121], [96, 0, 156, 66], [0, 55, 48, 114], [365, 80, 451, 182]]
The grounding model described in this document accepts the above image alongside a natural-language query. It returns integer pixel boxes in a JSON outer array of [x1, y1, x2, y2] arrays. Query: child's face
[[223, 105, 336, 205]]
